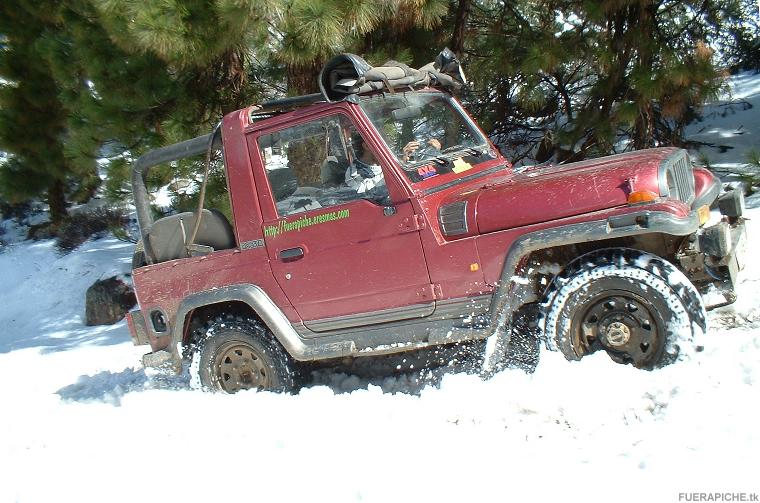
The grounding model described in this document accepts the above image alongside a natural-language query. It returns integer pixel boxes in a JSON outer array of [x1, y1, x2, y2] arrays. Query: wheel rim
[[212, 341, 270, 393], [573, 290, 664, 368]]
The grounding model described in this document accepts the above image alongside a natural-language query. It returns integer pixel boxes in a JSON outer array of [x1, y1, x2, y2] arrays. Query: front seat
[[320, 155, 349, 187]]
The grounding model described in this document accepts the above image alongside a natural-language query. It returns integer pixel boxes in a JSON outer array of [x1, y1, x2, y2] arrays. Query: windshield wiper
[[440, 144, 465, 154], [404, 157, 445, 169], [403, 146, 484, 170], [440, 144, 484, 157]]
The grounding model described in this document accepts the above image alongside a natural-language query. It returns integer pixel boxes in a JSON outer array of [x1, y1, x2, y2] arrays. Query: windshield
[[359, 91, 492, 182]]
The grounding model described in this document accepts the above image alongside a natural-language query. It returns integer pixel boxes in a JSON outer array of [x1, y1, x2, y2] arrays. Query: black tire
[[190, 315, 297, 393], [541, 249, 706, 369]]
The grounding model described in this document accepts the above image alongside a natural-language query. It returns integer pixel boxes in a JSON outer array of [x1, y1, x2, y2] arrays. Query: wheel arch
[[171, 284, 311, 361], [483, 209, 699, 370], [183, 300, 260, 346], [519, 232, 688, 302], [489, 210, 698, 325]]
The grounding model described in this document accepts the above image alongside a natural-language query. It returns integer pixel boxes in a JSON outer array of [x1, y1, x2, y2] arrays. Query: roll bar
[[131, 96, 324, 264], [131, 134, 216, 264]]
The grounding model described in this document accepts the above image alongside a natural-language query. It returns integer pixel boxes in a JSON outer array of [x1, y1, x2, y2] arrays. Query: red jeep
[[126, 51, 746, 393]]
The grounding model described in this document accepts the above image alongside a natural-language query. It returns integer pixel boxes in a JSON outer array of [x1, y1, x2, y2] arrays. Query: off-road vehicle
[[126, 50, 747, 393]]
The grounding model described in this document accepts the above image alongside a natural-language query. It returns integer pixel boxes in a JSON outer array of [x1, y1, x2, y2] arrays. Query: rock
[[85, 277, 137, 326], [27, 222, 55, 241]]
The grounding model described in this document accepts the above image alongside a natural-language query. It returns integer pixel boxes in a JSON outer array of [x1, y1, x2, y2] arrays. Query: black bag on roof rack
[[318, 48, 467, 102]]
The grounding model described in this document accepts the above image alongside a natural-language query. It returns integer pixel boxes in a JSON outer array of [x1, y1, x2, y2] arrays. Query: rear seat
[[147, 209, 235, 263]]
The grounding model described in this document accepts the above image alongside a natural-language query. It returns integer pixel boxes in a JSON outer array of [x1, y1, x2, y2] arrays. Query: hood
[[442, 148, 680, 235]]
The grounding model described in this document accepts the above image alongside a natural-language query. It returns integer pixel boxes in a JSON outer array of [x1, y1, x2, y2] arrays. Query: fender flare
[[482, 209, 699, 371], [171, 284, 316, 361]]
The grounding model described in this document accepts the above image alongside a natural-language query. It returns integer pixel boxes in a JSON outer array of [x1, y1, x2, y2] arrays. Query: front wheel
[[190, 316, 297, 393], [542, 249, 706, 369]]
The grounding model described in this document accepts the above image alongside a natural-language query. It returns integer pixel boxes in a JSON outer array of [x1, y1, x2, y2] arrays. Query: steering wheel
[[404, 139, 438, 162]]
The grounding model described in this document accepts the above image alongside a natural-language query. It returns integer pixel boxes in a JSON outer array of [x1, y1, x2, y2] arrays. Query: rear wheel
[[190, 316, 296, 393], [542, 249, 706, 369]]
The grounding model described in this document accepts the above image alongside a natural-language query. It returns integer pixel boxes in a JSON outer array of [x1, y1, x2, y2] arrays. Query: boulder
[[85, 277, 137, 326]]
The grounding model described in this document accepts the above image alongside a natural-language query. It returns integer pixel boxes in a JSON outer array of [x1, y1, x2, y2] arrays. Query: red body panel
[[474, 200, 691, 287], [476, 155, 660, 233], [260, 198, 434, 322], [693, 166, 718, 202], [436, 148, 677, 236]]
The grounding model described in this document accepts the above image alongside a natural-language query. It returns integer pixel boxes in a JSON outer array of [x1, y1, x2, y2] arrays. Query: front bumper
[[679, 190, 747, 309]]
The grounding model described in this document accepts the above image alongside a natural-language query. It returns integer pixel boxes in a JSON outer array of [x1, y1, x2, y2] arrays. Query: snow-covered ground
[[2, 73, 760, 503], [686, 71, 760, 175]]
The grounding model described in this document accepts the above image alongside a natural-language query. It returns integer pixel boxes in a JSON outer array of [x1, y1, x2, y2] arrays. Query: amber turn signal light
[[697, 205, 710, 226], [627, 190, 658, 204]]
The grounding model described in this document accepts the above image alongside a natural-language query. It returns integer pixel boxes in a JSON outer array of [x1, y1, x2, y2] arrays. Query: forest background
[[1, 0, 758, 227]]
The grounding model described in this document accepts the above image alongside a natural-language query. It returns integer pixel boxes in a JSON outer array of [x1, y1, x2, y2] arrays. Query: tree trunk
[[450, 0, 470, 57], [47, 178, 67, 225]]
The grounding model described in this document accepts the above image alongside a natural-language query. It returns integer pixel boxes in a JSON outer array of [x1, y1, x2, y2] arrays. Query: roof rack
[[318, 48, 465, 102]]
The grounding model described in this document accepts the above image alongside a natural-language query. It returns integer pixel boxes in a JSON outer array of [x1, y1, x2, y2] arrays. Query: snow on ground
[[686, 70, 760, 173], [2, 73, 760, 503]]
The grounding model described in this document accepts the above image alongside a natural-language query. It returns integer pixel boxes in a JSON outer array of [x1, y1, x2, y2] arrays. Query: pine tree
[[463, 0, 743, 163], [44, 0, 275, 204], [274, 0, 449, 94], [4, 0, 752, 220], [0, 1, 78, 224], [43, 0, 191, 202]]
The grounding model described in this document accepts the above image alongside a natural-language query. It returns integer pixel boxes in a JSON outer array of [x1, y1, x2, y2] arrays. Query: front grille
[[672, 153, 695, 204], [660, 151, 695, 205]]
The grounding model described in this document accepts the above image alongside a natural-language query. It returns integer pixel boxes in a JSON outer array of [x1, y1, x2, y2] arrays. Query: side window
[[258, 115, 389, 217]]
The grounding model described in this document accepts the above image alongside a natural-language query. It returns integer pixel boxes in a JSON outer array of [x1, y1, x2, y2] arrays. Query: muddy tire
[[190, 315, 297, 393], [542, 249, 706, 369]]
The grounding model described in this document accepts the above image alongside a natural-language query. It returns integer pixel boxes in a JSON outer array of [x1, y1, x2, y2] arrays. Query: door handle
[[279, 247, 304, 262]]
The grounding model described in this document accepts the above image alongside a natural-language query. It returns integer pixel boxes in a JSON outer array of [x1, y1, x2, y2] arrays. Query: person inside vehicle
[[320, 119, 352, 188], [401, 138, 442, 162], [344, 133, 388, 200]]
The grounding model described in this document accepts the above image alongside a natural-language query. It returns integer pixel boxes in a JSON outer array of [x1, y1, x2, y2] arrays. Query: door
[[253, 112, 434, 330]]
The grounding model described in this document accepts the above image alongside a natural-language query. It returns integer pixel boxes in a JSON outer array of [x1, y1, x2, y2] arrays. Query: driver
[[401, 138, 442, 162], [345, 133, 387, 198]]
